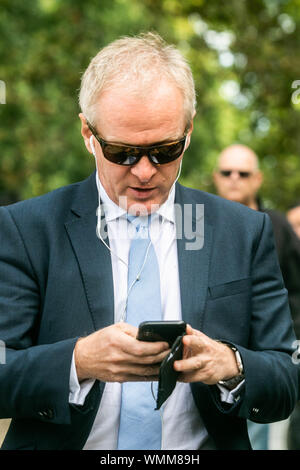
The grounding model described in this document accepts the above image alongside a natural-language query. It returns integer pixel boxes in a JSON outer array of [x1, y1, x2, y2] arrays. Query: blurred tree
[[0, 0, 299, 210], [0, 0, 159, 201]]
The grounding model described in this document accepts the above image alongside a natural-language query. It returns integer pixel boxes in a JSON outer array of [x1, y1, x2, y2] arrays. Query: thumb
[[185, 324, 202, 336], [116, 322, 138, 338]]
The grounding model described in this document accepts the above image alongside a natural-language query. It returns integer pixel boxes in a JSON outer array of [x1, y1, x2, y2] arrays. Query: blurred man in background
[[213, 143, 300, 450]]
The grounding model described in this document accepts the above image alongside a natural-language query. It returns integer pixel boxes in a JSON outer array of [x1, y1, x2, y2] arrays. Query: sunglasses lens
[[220, 170, 231, 177], [101, 144, 138, 165], [220, 170, 251, 178], [149, 140, 186, 164]]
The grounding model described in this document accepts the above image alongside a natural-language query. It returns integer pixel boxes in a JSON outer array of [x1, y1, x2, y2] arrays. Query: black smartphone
[[137, 320, 186, 346]]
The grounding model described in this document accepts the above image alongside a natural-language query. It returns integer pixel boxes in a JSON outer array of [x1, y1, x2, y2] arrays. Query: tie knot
[[127, 214, 149, 226], [127, 214, 150, 239]]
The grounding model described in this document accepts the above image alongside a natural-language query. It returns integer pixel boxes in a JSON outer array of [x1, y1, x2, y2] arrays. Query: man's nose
[[230, 171, 241, 180], [130, 156, 157, 182]]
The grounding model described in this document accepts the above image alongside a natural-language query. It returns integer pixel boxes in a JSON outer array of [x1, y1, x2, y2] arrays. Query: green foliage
[[0, 0, 299, 211]]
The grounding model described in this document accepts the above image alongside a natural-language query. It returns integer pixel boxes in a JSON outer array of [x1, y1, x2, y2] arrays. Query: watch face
[[219, 374, 245, 390]]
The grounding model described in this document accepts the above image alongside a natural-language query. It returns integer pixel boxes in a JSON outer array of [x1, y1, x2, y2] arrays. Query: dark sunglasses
[[219, 170, 252, 178], [87, 121, 186, 166]]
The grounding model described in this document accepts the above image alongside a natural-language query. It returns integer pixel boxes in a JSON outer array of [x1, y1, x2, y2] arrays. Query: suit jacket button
[[44, 408, 54, 419], [38, 409, 54, 419]]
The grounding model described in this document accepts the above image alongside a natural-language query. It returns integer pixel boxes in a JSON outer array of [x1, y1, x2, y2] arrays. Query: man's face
[[213, 147, 263, 208], [287, 206, 300, 239], [80, 79, 192, 214]]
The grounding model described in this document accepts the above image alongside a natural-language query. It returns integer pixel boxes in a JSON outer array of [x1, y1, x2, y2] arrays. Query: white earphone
[[90, 135, 96, 158], [185, 134, 190, 149]]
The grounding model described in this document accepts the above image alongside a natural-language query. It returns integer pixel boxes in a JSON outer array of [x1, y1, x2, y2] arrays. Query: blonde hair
[[79, 32, 196, 130]]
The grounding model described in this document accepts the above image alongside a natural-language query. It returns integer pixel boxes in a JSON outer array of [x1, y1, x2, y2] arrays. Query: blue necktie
[[117, 214, 162, 450]]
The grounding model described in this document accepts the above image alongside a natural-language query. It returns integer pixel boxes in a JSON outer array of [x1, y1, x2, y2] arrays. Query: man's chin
[[118, 196, 165, 215], [224, 193, 244, 204], [117, 188, 170, 215], [127, 201, 161, 216]]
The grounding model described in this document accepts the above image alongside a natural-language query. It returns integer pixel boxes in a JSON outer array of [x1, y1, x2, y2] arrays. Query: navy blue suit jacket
[[0, 172, 298, 450]]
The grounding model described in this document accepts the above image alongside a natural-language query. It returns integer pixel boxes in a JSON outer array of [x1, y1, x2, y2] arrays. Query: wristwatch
[[218, 343, 245, 390]]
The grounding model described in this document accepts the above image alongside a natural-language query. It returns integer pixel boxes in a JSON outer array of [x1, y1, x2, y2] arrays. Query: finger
[[116, 363, 161, 379], [177, 371, 201, 383], [173, 355, 204, 373], [116, 321, 138, 337], [182, 343, 193, 360], [135, 348, 171, 364], [118, 347, 170, 365], [120, 335, 170, 358], [185, 324, 202, 336], [120, 374, 159, 383], [116, 322, 170, 355], [177, 368, 219, 385], [185, 324, 194, 335], [129, 363, 161, 376], [182, 334, 206, 352]]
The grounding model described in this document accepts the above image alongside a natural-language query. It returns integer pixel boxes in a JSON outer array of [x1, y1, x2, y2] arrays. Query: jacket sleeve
[[0, 206, 77, 425], [211, 213, 299, 422]]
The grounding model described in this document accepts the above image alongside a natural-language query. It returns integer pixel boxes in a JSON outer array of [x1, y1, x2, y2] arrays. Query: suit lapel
[[175, 184, 212, 331], [64, 173, 114, 331]]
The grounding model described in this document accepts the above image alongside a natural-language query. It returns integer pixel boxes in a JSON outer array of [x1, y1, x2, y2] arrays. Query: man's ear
[[254, 170, 264, 191], [184, 115, 195, 151], [79, 113, 93, 154]]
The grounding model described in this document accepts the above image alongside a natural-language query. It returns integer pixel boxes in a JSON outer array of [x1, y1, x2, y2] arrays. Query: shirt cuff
[[69, 351, 95, 405], [217, 379, 245, 404]]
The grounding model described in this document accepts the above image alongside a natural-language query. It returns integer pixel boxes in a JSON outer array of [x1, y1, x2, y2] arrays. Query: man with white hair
[[0, 33, 298, 450]]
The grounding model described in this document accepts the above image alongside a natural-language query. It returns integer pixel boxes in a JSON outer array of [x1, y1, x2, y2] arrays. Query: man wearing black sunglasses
[[213, 144, 263, 210], [0, 33, 298, 451], [213, 144, 300, 343], [214, 143, 300, 449]]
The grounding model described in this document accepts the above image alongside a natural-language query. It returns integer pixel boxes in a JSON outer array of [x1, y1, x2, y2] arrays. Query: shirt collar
[[96, 174, 127, 222], [96, 173, 175, 224]]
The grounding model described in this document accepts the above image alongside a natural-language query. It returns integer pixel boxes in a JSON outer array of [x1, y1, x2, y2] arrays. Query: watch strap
[[217, 342, 244, 390]]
